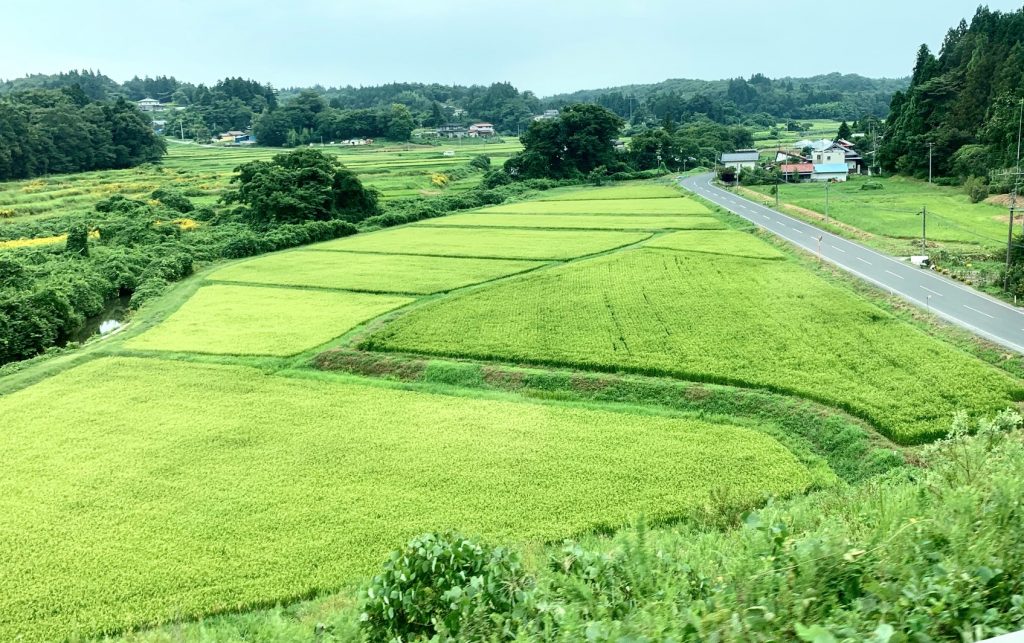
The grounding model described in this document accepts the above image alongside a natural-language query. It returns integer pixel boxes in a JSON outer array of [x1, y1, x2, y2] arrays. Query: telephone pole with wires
[[1003, 98, 1024, 292], [918, 206, 927, 254], [927, 142, 934, 184]]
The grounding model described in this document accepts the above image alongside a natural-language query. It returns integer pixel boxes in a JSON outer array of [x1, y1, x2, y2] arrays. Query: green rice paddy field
[[1, 179, 1020, 640]]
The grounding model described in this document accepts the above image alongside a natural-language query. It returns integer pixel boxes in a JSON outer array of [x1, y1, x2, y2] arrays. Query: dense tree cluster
[[223, 148, 380, 226], [252, 91, 415, 146], [0, 88, 166, 180], [161, 78, 277, 140], [504, 105, 624, 179], [881, 6, 1024, 179]]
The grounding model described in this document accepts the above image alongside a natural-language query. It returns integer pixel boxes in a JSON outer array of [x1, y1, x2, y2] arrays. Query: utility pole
[[179, 120, 184, 141], [919, 205, 927, 254], [1004, 98, 1024, 290], [825, 181, 830, 223], [927, 142, 934, 184], [775, 172, 779, 208]]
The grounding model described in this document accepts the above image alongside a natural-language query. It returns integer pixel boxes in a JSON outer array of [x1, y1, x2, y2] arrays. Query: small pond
[[69, 294, 132, 344]]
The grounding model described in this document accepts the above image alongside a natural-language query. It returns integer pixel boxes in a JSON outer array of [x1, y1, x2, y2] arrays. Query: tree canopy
[[880, 6, 1024, 178], [0, 89, 165, 180], [222, 148, 380, 226], [505, 104, 624, 179]]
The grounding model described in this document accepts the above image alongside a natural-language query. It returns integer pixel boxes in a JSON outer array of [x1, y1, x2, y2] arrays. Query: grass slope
[[364, 248, 1023, 442], [416, 213, 726, 230], [209, 250, 545, 294], [124, 285, 412, 356], [313, 226, 650, 260], [747, 176, 1007, 249], [0, 357, 811, 641]]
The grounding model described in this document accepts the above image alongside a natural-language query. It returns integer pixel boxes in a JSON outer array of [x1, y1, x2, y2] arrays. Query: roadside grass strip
[[0, 357, 812, 641], [481, 197, 712, 215], [533, 183, 684, 200], [124, 285, 412, 356], [312, 227, 650, 260], [645, 230, 787, 260], [209, 250, 546, 294], [364, 248, 1023, 443], [416, 213, 726, 231]]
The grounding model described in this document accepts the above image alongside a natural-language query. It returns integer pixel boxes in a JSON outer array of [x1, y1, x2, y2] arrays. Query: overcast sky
[[2, 1, 1021, 96]]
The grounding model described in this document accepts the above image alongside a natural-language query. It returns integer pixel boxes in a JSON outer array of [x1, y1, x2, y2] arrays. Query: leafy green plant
[[360, 532, 534, 641]]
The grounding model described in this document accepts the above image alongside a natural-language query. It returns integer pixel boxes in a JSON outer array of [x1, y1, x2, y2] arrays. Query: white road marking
[[921, 286, 943, 297], [964, 305, 995, 319], [885, 270, 904, 280], [856, 256, 871, 265], [829, 244, 846, 253]]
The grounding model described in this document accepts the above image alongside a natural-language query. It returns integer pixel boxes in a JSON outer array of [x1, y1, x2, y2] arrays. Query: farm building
[[467, 123, 495, 137], [533, 109, 560, 121], [780, 163, 813, 181], [720, 149, 760, 173], [437, 123, 467, 138], [811, 163, 849, 182], [137, 98, 164, 112]]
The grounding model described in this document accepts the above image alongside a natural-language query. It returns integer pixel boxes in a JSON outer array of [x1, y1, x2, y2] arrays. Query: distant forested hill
[[544, 73, 908, 124], [881, 5, 1024, 179]]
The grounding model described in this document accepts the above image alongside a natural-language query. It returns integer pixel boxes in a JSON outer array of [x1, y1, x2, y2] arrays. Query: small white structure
[[137, 98, 164, 112], [442, 150, 456, 157], [810, 163, 849, 182], [533, 109, 560, 121], [720, 149, 760, 173]]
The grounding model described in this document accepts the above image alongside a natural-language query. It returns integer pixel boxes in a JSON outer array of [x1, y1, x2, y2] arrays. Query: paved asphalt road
[[680, 173, 1024, 354]]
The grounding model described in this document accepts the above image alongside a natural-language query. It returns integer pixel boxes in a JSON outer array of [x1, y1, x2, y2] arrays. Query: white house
[[137, 98, 164, 112], [533, 109, 560, 121], [812, 146, 846, 165], [720, 149, 760, 173]]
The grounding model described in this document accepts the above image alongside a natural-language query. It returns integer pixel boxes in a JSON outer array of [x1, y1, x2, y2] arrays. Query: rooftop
[[813, 163, 849, 173], [721, 151, 760, 163]]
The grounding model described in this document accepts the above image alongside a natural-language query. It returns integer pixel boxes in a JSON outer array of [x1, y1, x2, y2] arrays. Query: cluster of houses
[[720, 138, 865, 182], [215, 130, 255, 145]]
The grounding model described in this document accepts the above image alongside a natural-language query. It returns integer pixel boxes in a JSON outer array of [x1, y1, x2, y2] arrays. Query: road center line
[[964, 305, 995, 319], [855, 256, 871, 265], [884, 270, 904, 280], [829, 244, 846, 253], [921, 286, 943, 297]]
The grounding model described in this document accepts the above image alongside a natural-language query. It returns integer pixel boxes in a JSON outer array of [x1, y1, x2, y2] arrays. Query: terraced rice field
[[533, 183, 685, 200], [314, 226, 650, 259], [480, 197, 713, 215], [0, 357, 811, 642], [364, 240, 1023, 443], [125, 285, 412, 356], [0, 139, 522, 223], [2, 178, 1020, 640], [415, 213, 726, 230], [209, 250, 545, 294]]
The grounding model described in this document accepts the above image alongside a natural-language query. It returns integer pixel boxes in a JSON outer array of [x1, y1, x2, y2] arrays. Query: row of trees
[[545, 73, 907, 126], [497, 104, 754, 181], [881, 6, 1024, 179], [0, 88, 166, 180]]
